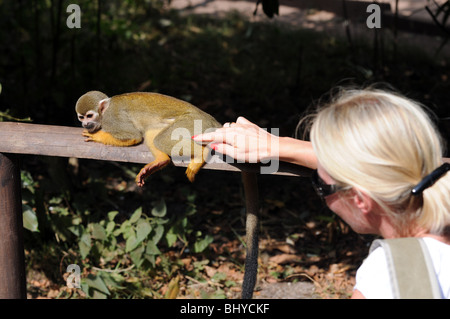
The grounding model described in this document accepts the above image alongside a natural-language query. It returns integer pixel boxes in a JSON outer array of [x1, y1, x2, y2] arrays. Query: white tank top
[[354, 237, 450, 298]]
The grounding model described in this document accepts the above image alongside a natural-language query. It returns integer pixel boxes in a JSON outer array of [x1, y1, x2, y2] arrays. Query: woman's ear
[[353, 190, 374, 214]]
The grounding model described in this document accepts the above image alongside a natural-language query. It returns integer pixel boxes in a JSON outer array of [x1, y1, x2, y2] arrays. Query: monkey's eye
[[86, 114, 93, 119], [78, 115, 84, 120]]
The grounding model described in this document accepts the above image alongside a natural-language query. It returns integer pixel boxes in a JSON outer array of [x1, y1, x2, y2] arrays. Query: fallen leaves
[[269, 254, 302, 264]]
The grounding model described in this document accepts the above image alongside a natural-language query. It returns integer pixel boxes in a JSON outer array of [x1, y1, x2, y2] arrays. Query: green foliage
[[23, 205, 39, 233], [21, 171, 39, 232], [70, 205, 168, 266], [71, 204, 169, 298], [21, 157, 220, 298]]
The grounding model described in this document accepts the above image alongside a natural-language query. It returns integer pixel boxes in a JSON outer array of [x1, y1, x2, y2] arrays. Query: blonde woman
[[192, 88, 450, 299]]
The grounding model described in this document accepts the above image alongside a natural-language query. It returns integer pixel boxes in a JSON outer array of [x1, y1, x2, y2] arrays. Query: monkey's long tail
[[241, 171, 259, 299]]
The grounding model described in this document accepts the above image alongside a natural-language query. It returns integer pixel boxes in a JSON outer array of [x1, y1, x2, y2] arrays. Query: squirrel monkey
[[75, 91, 259, 298], [75, 91, 220, 186]]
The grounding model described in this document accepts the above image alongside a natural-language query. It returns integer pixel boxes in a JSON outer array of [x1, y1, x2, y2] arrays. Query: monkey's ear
[[98, 98, 110, 115]]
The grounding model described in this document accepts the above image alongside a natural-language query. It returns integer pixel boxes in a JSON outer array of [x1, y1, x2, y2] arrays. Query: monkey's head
[[76, 91, 108, 133]]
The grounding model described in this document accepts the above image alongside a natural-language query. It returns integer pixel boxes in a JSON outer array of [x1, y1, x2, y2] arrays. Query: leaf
[[185, 204, 197, 216], [146, 240, 161, 255], [107, 235, 117, 252], [22, 205, 39, 232], [119, 220, 132, 238], [125, 231, 139, 252], [151, 199, 167, 217], [129, 207, 142, 224], [181, 216, 188, 228], [212, 272, 227, 282], [91, 223, 107, 241], [155, 218, 169, 225], [144, 254, 156, 267], [21, 171, 35, 191], [108, 211, 119, 221], [68, 225, 83, 237], [85, 274, 110, 297], [79, 241, 91, 259], [130, 244, 145, 267], [80, 230, 91, 246], [269, 253, 302, 265], [164, 276, 180, 299], [105, 221, 115, 235], [136, 219, 152, 243], [165, 228, 177, 247], [194, 234, 214, 253], [79, 231, 91, 259], [101, 272, 125, 290], [152, 224, 164, 244]]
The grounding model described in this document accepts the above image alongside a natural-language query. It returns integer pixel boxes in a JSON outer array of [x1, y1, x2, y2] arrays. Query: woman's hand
[[192, 116, 318, 169], [192, 116, 278, 163]]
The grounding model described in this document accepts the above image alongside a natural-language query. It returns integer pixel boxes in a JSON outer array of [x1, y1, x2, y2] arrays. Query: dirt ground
[[254, 282, 316, 299], [170, 0, 450, 56]]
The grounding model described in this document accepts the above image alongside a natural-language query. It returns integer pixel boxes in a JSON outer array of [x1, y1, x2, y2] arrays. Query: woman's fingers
[[191, 117, 276, 162], [236, 116, 255, 126]]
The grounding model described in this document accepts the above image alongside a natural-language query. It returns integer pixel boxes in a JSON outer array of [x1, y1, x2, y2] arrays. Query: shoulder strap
[[370, 237, 442, 299]]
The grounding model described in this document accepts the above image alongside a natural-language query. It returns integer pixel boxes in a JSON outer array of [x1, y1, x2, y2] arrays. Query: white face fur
[[77, 110, 101, 133]]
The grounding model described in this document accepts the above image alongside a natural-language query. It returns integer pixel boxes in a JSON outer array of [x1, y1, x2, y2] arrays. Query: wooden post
[[0, 153, 26, 299]]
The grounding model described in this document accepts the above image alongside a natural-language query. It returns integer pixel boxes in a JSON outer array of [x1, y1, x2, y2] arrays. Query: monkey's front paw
[[82, 130, 95, 142]]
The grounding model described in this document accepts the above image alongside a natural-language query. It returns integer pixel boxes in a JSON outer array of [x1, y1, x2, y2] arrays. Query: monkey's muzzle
[[83, 122, 101, 133]]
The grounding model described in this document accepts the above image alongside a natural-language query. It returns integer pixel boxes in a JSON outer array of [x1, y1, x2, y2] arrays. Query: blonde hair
[[310, 87, 450, 236]]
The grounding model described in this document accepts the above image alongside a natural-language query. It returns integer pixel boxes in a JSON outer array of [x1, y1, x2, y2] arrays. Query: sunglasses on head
[[311, 170, 345, 199]]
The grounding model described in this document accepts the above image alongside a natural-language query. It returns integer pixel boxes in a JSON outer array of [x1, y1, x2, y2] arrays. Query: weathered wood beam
[[0, 122, 311, 177]]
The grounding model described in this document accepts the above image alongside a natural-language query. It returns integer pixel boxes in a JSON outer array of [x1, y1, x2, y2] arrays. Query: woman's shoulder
[[423, 237, 450, 298], [354, 245, 393, 299], [355, 237, 450, 299]]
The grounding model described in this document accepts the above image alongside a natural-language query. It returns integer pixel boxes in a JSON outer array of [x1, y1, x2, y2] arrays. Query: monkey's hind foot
[[136, 158, 171, 187]]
